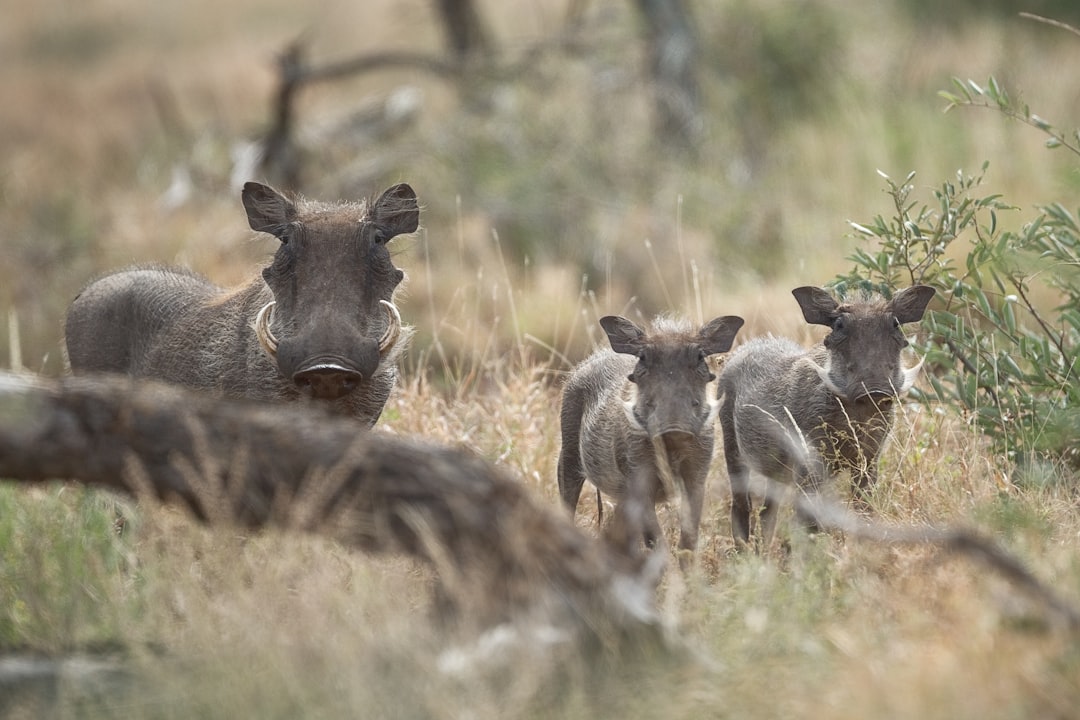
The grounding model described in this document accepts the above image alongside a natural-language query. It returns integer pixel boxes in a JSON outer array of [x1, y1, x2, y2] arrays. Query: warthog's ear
[[600, 316, 646, 355], [890, 285, 936, 324], [792, 286, 839, 326], [242, 182, 296, 240], [370, 183, 420, 240], [698, 316, 745, 355]]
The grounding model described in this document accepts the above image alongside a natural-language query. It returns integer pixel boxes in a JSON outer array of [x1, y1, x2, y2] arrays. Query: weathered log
[[0, 373, 662, 642], [794, 492, 1080, 630]]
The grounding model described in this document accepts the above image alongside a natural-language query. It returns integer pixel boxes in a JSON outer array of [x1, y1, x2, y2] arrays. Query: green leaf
[[1030, 115, 1053, 131], [949, 77, 973, 101], [1002, 299, 1016, 335], [1000, 352, 1025, 381], [973, 288, 992, 319], [988, 76, 1008, 107]]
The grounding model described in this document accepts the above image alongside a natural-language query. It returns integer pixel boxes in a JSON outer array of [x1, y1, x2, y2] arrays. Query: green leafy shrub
[[833, 79, 1080, 480]]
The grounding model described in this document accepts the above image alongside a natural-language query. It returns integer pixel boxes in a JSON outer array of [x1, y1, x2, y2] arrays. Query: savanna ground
[[2, 0, 1080, 717]]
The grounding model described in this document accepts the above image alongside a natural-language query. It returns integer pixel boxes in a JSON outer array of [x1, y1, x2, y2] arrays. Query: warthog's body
[[65, 182, 419, 426], [558, 314, 744, 559], [718, 285, 935, 547]]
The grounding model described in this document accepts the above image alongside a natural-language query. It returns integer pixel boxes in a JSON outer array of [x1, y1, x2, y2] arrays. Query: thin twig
[[1019, 12, 1080, 40]]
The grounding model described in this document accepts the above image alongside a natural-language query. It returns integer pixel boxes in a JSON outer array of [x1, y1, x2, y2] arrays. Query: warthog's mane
[[290, 196, 370, 221], [834, 289, 889, 315], [289, 188, 417, 223], [643, 314, 702, 345]]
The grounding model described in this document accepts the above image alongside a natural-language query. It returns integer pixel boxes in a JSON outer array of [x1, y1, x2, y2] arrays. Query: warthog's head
[[244, 182, 419, 401], [793, 285, 935, 404], [602, 314, 745, 442]]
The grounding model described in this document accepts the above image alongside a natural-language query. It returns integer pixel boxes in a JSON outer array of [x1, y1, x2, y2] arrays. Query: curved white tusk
[[804, 357, 845, 397], [899, 355, 925, 393], [378, 300, 402, 353], [254, 301, 279, 359]]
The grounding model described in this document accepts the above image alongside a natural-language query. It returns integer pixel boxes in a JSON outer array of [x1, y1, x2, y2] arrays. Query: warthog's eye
[[265, 243, 296, 279], [892, 316, 902, 329], [372, 223, 395, 245], [832, 315, 846, 332]]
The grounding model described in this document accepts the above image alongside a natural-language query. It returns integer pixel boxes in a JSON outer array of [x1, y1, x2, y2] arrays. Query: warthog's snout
[[648, 423, 704, 442], [655, 429, 700, 448], [258, 300, 403, 402], [853, 388, 896, 403], [293, 363, 365, 400], [289, 341, 380, 401]]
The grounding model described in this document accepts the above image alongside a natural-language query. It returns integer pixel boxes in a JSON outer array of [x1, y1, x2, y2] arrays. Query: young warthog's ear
[[890, 285, 936, 324], [792, 286, 840, 326], [370, 183, 420, 240], [600, 316, 647, 355], [698, 316, 745, 355], [242, 182, 296, 241]]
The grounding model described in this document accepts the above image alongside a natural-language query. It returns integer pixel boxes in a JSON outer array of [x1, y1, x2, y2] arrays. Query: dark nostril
[[293, 367, 363, 400]]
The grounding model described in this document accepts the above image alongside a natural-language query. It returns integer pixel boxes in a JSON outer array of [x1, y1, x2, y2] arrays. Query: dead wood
[[0, 372, 662, 644], [795, 492, 1080, 630]]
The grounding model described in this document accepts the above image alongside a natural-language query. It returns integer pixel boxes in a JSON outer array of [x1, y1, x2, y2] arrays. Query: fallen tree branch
[[299, 50, 463, 84], [794, 491, 1080, 630], [0, 373, 662, 645], [257, 31, 588, 186]]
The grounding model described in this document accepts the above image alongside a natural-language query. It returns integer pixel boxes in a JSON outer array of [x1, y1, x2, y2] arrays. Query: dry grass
[[3, 361, 1079, 718]]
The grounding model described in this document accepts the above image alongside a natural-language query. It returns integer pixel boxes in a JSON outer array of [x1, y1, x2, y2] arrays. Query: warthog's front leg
[[605, 466, 662, 561], [675, 473, 706, 571]]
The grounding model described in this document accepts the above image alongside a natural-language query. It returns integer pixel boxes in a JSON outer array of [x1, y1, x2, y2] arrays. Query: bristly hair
[[645, 314, 699, 343], [836, 288, 889, 314], [289, 195, 370, 221]]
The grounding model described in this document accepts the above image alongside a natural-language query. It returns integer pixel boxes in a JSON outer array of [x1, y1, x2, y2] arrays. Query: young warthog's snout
[[636, 395, 713, 439], [656, 429, 700, 448]]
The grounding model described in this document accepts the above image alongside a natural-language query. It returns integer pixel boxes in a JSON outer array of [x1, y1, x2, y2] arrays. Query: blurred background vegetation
[[3, 0, 1079, 381]]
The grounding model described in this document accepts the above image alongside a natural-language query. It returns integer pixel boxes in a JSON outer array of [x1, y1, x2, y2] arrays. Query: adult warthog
[[65, 182, 419, 426], [718, 285, 935, 549]]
